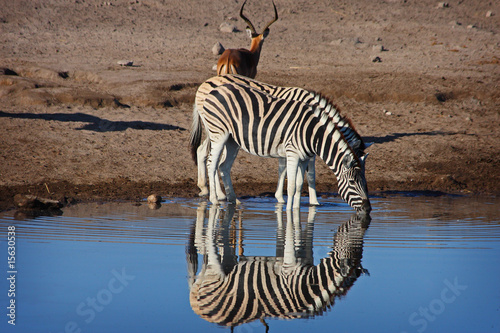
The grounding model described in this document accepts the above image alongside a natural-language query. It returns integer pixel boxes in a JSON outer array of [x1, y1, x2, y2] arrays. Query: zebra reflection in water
[[186, 204, 370, 331]]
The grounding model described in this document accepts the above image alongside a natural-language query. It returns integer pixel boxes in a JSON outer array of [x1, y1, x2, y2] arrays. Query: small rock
[[14, 194, 63, 211], [383, 109, 392, 116], [467, 24, 476, 29], [147, 194, 162, 204], [437, 2, 449, 8], [486, 11, 494, 17], [372, 44, 386, 52], [371, 56, 382, 63], [212, 64, 218, 71], [330, 38, 343, 46], [0, 67, 18, 76], [219, 22, 237, 33], [117, 60, 134, 66], [212, 42, 225, 55]]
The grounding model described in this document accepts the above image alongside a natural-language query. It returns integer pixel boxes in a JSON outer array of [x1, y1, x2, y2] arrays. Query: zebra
[[191, 74, 370, 207], [187, 203, 371, 329], [189, 78, 371, 212]]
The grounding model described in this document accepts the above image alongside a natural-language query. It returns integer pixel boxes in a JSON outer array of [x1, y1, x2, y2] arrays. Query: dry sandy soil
[[0, 0, 499, 211]]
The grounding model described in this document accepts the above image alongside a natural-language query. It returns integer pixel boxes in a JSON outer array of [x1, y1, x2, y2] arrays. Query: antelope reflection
[[187, 204, 370, 330]]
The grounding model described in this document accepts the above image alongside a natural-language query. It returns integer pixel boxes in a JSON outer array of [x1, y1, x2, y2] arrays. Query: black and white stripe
[[187, 204, 370, 328], [191, 74, 370, 207], [190, 77, 371, 212]]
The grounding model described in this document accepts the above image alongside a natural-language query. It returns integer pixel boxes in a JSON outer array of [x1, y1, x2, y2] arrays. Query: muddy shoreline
[[1, 177, 495, 213]]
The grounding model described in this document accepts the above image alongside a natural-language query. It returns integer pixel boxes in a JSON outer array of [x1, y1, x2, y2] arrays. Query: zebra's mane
[[306, 92, 366, 164], [311, 92, 363, 141]]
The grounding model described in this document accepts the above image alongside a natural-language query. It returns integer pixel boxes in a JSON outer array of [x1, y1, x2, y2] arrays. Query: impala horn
[[240, 0, 278, 36]]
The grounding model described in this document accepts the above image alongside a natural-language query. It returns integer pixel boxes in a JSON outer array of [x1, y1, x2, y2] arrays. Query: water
[[0, 195, 499, 333]]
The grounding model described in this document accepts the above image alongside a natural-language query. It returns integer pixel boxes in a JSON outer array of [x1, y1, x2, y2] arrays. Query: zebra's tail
[[189, 103, 203, 165]]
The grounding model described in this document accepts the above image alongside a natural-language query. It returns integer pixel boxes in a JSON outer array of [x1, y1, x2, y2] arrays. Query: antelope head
[[217, 0, 278, 78], [240, 0, 278, 46]]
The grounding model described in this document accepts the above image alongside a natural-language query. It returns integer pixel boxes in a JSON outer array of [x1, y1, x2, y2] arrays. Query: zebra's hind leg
[[293, 160, 308, 209], [306, 157, 320, 206], [197, 138, 226, 200], [207, 135, 229, 205], [275, 157, 287, 204], [285, 154, 301, 210], [196, 139, 209, 197], [218, 137, 240, 204], [215, 147, 227, 201]]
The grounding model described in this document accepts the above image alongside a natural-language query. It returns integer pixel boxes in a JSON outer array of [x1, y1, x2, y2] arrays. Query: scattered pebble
[[117, 60, 134, 66], [437, 2, 449, 8], [486, 11, 494, 17], [212, 41, 225, 55], [147, 194, 162, 204], [383, 109, 392, 116], [372, 44, 387, 52], [330, 38, 343, 46], [467, 24, 476, 29], [371, 56, 382, 62], [219, 22, 237, 33]]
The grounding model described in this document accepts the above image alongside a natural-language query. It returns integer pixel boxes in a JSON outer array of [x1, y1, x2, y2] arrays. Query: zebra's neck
[[311, 113, 358, 175]]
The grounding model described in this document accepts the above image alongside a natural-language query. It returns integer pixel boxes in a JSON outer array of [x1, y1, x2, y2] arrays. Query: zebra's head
[[337, 153, 371, 213]]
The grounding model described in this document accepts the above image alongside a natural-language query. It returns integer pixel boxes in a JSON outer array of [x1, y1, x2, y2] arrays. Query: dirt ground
[[0, 0, 499, 211]]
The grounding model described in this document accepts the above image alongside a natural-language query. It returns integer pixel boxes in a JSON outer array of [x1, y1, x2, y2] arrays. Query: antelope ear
[[262, 28, 270, 38], [246, 27, 253, 39]]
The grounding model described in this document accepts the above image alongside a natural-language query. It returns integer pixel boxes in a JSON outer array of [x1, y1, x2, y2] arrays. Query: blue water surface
[[0, 195, 498, 333]]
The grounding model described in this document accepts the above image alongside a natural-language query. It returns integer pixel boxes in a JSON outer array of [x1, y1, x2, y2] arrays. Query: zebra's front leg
[[275, 157, 287, 204], [218, 138, 240, 204], [306, 157, 320, 206]]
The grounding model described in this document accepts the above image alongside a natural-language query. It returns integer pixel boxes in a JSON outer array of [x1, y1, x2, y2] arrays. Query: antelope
[[216, 0, 278, 79]]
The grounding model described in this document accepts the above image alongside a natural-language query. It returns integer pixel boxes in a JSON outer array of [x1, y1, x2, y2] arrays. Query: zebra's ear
[[352, 139, 362, 151], [342, 154, 355, 169], [360, 153, 369, 165]]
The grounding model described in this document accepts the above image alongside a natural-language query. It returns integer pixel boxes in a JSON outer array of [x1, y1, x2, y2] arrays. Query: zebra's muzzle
[[359, 199, 371, 214]]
